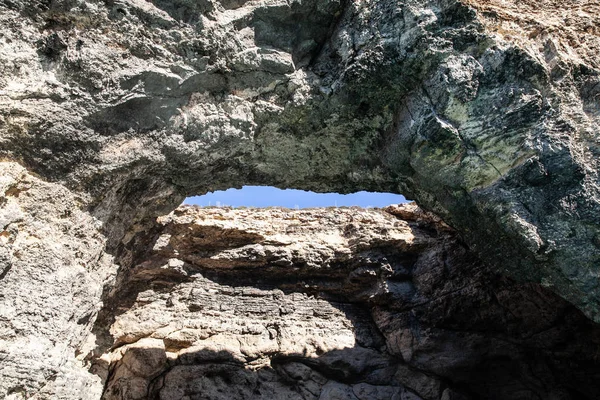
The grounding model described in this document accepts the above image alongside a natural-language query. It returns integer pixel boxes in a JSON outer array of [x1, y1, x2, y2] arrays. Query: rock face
[[0, 163, 113, 398], [1, 0, 599, 318], [93, 204, 600, 399], [0, 0, 599, 398]]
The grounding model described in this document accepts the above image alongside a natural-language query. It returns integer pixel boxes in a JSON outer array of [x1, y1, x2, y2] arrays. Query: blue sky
[[184, 186, 408, 208]]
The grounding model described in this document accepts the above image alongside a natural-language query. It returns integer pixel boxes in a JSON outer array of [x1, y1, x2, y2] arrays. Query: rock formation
[[0, 163, 113, 398], [0, 0, 599, 398], [94, 205, 600, 399]]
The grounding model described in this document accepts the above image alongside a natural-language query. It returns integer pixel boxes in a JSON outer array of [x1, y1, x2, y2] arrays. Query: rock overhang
[[1, 0, 600, 398], [1, 0, 598, 333]]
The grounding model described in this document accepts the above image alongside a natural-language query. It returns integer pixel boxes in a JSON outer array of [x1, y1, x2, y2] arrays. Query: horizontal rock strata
[[92, 204, 600, 400]]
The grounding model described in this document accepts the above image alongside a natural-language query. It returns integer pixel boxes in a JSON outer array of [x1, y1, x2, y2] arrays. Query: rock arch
[[0, 0, 599, 398]]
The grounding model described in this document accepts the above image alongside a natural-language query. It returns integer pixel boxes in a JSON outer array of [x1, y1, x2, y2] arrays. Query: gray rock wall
[[0, 0, 599, 398], [1, 0, 598, 320], [0, 163, 113, 398]]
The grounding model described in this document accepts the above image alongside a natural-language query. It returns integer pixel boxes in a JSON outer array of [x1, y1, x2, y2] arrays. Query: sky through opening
[[184, 186, 408, 208]]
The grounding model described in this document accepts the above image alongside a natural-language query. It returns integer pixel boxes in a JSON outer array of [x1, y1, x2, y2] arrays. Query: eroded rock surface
[[0, 0, 599, 320], [0, 163, 115, 398], [91, 205, 600, 400], [0, 0, 599, 398]]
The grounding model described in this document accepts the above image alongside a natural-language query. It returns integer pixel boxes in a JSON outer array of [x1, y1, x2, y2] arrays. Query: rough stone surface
[[93, 204, 600, 399], [0, 162, 114, 399], [0, 0, 598, 319], [0, 0, 599, 398]]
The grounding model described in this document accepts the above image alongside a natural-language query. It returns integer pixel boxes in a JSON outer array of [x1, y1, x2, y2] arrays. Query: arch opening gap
[[184, 186, 409, 209]]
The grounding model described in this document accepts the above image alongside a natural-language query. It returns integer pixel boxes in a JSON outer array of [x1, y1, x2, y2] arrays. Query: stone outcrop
[[1, 0, 599, 319], [93, 204, 600, 399], [0, 0, 599, 398], [0, 163, 113, 398]]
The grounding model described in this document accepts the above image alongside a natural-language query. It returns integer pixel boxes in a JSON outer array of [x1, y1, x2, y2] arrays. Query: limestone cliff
[[1, 0, 599, 318], [0, 0, 599, 398], [96, 205, 600, 399]]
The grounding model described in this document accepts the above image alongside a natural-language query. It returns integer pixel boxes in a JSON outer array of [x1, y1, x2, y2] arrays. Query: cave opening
[[183, 186, 409, 208]]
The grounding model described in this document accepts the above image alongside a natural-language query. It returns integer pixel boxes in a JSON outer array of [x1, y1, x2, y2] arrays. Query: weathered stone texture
[[1, 0, 598, 322], [0, 0, 599, 398], [0, 162, 115, 399], [92, 205, 600, 400]]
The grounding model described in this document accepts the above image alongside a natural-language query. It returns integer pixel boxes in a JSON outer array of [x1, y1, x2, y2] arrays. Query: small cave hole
[[184, 186, 409, 208]]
